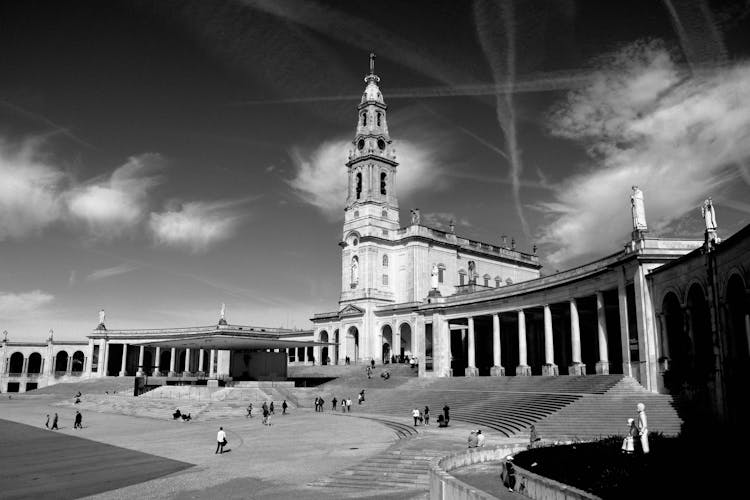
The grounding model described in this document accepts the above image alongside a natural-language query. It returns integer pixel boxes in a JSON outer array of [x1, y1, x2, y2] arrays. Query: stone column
[[595, 291, 610, 374], [633, 264, 658, 391], [198, 349, 205, 376], [542, 305, 558, 376], [393, 326, 401, 362], [209, 349, 216, 377], [22, 356, 29, 376], [137, 346, 145, 376], [516, 309, 531, 376], [569, 299, 585, 375], [66, 355, 73, 375], [465, 317, 479, 376], [183, 348, 191, 376], [153, 347, 161, 376], [168, 347, 177, 376], [119, 344, 128, 376], [99, 339, 108, 376], [491, 313, 505, 376], [618, 271, 632, 376], [86, 339, 95, 377]]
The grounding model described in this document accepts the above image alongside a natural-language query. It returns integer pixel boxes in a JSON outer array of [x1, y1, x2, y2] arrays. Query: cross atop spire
[[369, 52, 376, 75]]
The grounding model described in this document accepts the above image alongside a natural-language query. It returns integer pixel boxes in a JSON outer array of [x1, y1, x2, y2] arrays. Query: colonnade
[[95, 341, 217, 378]]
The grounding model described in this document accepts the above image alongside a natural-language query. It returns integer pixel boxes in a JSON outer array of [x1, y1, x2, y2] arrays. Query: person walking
[[637, 402, 649, 454], [246, 403, 253, 418], [346, 398, 352, 412], [262, 406, 269, 425], [45, 414, 50, 429], [332, 397, 338, 411], [282, 400, 288, 414], [423, 406, 430, 426], [74, 411, 83, 429], [314, 396, 319, 412], [51, 412, 59, 430], [412, 408, 421, 426], [370, 359, 375, 370], [215, 427, 227, 454], [442, 403, 450, 424], [270, 401, 275, 415], [501, 456, 516, 492]]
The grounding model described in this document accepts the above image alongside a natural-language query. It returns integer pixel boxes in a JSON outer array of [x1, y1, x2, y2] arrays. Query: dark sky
[[1, 0, 749, 339]]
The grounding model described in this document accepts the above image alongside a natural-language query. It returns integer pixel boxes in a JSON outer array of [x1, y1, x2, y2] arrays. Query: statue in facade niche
[[702, 197, 718, 231], [431, 263, 439, 290], [351, 257, 359, 285], [631, 186, 648, 231]]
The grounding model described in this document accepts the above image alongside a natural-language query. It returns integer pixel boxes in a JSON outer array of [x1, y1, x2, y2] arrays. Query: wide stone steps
[[531, 377, 683, 439]]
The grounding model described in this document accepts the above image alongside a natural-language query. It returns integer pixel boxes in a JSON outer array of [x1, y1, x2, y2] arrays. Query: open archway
[[662, 292, 686, 392], [399, 323, 412, 360], [347, 326, 359, 363], [55, 351, 69, 373], [382, 325, 393, 363], [72, 351, 85, 372], [8, 352, 24, 374], [725, 274, 749, 424], [27, 352, 43, 374], [687, 283, 713, 381]]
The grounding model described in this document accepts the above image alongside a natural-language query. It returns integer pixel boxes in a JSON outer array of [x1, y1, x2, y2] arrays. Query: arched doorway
[[160, 350, 171, 374], [55, 351, 69, 373], [382, 325, 393, 363], [662, 292, 686, 392], [8, 352, 24, 374], [399, 323, 412, 360], [347, 326, 359, 363], [320, 331, 329, 365], [687, 284, 713, 381], [72, 351, 85, 373], [27, 352, 43, 374]]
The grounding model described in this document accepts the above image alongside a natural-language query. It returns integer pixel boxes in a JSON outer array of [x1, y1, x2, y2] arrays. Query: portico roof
[[136, 333, 332, 351]]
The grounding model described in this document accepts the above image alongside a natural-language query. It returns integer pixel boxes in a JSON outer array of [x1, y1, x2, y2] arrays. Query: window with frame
[[382, 274, 389, 286], [438, 265, 445, 283], [459, 271, 466, 286]]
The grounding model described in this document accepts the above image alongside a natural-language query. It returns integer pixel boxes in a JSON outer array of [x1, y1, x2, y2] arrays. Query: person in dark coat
[[443, 403, 450, 423], [45, 414, 49, 429], [423, 406, 430, 426], [74, 411, 83, 429], [501, 456, 516, 492], [282, 400, 288, 414], [270, 401, 275, 415], [51, 413, 59, 430], [332, 397, 338, 411]]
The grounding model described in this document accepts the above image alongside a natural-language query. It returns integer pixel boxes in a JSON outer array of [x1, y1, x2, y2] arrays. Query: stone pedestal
[[516, 364, 531, 376], [490, 365, 505, 376], [152, 370, 161, 377], [595, 361, 610, 375], [207, 379, 219, 387], [182, 371, 191, 377], [542, 363, 559, 376], [168, 371, 177, 377], [568, 363, 586, 375], [464, 367, 479, 377], [136, 370, 144, 376]]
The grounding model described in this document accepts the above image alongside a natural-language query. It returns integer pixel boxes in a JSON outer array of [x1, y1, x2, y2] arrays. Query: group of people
[[621, 402, 649, 454], [313, 396, 326, 411], [44, 411, 82, 429], [331, 396, 353, 412], [411, 406, 430, 426], [467, 429, 485, 448], [172, 409, 192, 421]]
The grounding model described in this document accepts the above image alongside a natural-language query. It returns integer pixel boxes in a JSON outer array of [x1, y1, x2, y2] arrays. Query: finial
[[369, 52, 376, 75]]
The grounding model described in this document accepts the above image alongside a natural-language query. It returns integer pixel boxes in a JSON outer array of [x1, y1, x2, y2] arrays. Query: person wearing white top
[[477, 430, 485, 447], [412, 408, 421, 426], [216, 427, 227, 454]]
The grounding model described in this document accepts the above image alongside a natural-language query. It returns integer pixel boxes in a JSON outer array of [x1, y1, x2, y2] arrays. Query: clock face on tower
[[357, 139, 365, 150]]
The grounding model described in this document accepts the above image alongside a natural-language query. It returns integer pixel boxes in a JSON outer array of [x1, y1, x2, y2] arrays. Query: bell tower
[[343, 53, 400, 239]]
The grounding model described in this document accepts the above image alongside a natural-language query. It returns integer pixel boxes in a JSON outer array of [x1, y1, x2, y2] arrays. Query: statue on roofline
[[701, 197, 717, 231], [631, 186, 647, 231]]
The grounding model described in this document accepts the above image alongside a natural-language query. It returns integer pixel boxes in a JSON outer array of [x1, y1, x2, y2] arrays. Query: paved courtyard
[[0, 395, 519, 499]]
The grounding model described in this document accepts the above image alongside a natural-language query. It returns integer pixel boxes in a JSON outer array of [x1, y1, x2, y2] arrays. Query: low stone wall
[[429, 444, 601, 500]]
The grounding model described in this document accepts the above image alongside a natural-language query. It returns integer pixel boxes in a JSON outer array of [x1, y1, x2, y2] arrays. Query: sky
[[1, 0, 749, 340]]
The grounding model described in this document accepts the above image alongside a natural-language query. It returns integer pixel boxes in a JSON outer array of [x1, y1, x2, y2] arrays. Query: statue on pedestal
[[701, 197, 718, 231], [351, 257, 359, 285], [2, 330, 7, 342], [631, 186, 648, 231], [48, 329, 54, 342], [431, 263, 439, 290], [468, 261, 477, 285], [411, 208, 421, 225], [219, 303, 228, 325], [98, 309, 106, 326]]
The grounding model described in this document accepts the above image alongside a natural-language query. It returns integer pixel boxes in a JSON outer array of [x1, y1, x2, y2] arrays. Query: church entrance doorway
[[347, 326, 359, 363]]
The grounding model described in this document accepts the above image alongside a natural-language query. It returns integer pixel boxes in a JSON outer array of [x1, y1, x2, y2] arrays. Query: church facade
[[311, 60, 542, 366]]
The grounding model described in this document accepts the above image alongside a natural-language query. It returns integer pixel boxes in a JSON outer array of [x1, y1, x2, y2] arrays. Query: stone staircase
[[25, 377, 136, 397], [531, 377, 683, 440]]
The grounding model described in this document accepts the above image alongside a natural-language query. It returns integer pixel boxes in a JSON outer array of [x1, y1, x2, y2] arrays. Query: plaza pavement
[[0, 394, 526, 499]]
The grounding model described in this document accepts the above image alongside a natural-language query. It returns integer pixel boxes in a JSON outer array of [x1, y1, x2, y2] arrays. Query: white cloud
[[0, 290, 55, 316], [287, 130, 451, 220], [0, 139, 66, 240], [85, 263, 139, 282], [538, 40, 750, 265], [149, 198, 255, 253], [67, 154, 163, 238]]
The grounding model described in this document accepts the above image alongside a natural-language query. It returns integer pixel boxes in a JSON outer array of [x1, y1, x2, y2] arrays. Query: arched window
[[377, 112, 382, 126], [438, 264, 445, 284], [483, 274, 491, 287], [356, 172, 362, 199], [495, 276, 501, 287], [382, 255, 389, 267], [361, 112, 367, 126], [380, 172, 387, 195]]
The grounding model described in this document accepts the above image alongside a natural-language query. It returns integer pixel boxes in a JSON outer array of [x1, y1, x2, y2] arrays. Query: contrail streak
[[0, 99, 96, 150]]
